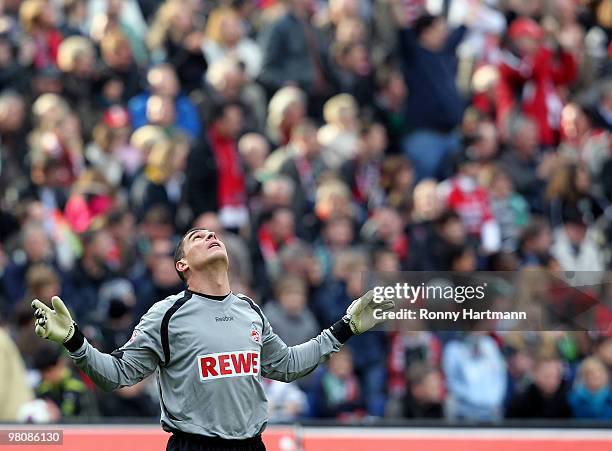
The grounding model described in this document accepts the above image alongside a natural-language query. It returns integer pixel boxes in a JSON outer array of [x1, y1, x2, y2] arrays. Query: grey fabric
[[69, 291, 342, 439]]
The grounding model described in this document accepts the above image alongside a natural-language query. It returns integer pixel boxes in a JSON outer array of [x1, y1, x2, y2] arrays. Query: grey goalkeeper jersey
[[68, 290, 343, 439]]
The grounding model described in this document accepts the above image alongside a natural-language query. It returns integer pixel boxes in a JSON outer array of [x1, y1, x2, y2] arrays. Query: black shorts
[[166, 431, 266, 451]]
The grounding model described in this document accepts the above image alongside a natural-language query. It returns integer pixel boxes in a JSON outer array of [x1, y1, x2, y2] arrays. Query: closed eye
[[190, 231, 206, 241]]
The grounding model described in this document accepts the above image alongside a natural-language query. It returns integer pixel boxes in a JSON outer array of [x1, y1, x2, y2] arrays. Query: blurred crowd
[[1, 0, 612, 424]]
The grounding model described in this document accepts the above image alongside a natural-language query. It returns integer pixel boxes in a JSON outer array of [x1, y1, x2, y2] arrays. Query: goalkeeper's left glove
[[329, 290, 395, 343]]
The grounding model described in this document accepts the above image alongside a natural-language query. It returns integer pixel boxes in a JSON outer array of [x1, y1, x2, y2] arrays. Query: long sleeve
[[444, 25, 468, 54], [260, 313, 344, 382], [67, 303, 166, 392]]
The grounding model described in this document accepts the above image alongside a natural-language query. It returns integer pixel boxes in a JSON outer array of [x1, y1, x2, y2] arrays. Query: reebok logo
[[215, 316, 234, 322], [198, 351, 260, 381]]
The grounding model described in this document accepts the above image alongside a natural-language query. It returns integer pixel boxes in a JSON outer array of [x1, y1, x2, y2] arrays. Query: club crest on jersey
[[250, 322, 261, 343]]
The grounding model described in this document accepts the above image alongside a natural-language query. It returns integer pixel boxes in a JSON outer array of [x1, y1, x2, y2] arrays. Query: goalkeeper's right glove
[[32, 296, 81, 349]]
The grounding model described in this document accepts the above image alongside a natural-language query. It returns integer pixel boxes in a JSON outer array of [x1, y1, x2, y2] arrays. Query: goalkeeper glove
[[330, 290, 395, 343], [32, 296, 76, 345]]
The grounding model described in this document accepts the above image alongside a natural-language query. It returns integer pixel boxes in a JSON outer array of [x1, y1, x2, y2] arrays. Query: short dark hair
[[173, 227, 203, 283], [413, 13, 439, 39], [210, 101, 244, 124]]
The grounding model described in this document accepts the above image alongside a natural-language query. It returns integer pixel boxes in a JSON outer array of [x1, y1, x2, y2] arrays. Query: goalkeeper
[[32, 228, 394, 451]]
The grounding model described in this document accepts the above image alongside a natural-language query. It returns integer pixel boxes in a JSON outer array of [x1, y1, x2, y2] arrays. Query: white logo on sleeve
[[197, 350, 260, 381]]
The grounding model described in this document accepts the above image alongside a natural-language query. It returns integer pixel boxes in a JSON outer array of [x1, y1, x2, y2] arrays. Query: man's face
[[297, 129, 320, 159], [24, 230, 51, 262], [421, 18, 448, 52], [515, 122, 539, 155], [218, 106, 243, 139], [150, 67, 179, 97], [413, 371, 444, 403], [176, 229, 229, 280], [534, 360, 562, 396], [270, 211, 295, 243]]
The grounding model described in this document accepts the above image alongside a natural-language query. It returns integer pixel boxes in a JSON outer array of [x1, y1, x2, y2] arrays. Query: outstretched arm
[[260, 291, 394, 382], [32, 297, 163, 391]]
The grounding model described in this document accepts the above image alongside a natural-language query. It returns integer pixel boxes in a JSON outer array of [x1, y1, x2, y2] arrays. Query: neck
[[187, 261, 231, 296]]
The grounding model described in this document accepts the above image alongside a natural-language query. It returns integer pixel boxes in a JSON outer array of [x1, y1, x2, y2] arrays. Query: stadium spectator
[[371, 67, 408, 155], [318, 94, 360, 170], [128, 64, 201, 140], [263, 378, 309, 423], [96, 278, 137, 352], [85, 107, 135, 187], [379, 155, 414, 219], [146, 0, 207, 93], [544, 161, 606, 228], [3, 225, 67, 308], [439, 147, 501, 254], [279, 120, 329, 227], [265, 86, 307, 149], [56, 35, 98, 133], [32, 343, 97, 418], [559, 103, 611, 180], [133, 237, 183, 320], [517, 217, 554, 267], [255, 207, 297, 279], [59, 0, 88, 37], [314, 216, 355, 279], [0, 93, 27, 193], [388, 330, 442, 402], [98, 31, 142, 104], [19, 0, 63, 70], [443, 332, 507, 421], [309, 347, 364, 419], [393, 7, 471, 181], [330, 40, 375, 106], [569, 357, 612, 419], [203, 57, 263, 132], [259, 0, 331, 106], [551, 207, 606, 285], [203, 6, 262, 79], [68, 227, 118, 323], [130, 137, 188, 222], [506, 355, 572, 419], [592, 82, 612, 131], [500, 115, 556, 211], [238, 132, 270, 200], [64, 169, 115, 233], [402, 364, 445, 419], [488, 166, 530, 252], [264, 275, 319, 347], [496, 17, 578, 146], [206, 102, 249, 231]]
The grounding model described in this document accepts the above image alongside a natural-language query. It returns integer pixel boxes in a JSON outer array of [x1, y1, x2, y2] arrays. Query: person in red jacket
[[439, 148, 501, 254], [207, 102, 249, 231], [497, 18, 577, 147], [19, 0, 63, 70]]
